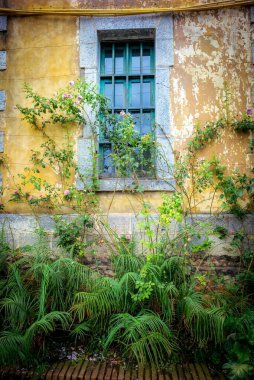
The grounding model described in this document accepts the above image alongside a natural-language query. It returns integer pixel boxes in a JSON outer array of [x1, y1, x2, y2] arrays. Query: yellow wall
[[0, 2, 252, 214]]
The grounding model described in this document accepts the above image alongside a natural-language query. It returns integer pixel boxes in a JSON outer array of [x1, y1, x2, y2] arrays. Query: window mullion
[[140, 42, 143, 127], [112, 43, 115, 112], [126, 42, 129, 113]]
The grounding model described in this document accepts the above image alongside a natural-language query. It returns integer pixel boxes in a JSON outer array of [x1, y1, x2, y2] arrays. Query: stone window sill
[[97, 178, 176, 192]]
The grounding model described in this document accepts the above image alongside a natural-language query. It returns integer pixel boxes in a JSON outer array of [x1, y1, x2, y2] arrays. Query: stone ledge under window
[[98, 178, 176, 192]]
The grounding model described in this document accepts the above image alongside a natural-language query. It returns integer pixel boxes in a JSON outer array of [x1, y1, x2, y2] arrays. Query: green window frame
[[99, 41, 155, 178]]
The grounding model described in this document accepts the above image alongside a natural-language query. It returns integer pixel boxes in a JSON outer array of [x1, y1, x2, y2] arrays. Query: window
[[78, 15, 175, 191], [99, 41, 155, 178]]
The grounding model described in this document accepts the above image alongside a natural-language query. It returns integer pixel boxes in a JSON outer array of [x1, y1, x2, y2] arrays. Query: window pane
[[103, 81, 113, 108], [115, 82, 125, 109], [104, 47, 113, 75], [100, 41, 155, 179], [130, 45, 140, 74], [142, 112, 152, 135], [101, 119, 113, 140], [132, 112, 141, 133], [101, 145, 114, 175], [130, 81, 141, 108], [142, 81, 152, 108], [115, 46, 125, 75], [143, 47, 151, 74]]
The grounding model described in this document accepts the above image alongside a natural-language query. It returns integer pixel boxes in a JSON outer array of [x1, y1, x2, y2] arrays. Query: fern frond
[[104, 311, 177, 366], [129, 331, 174, 367], [112, 252, 144, 278], [1, 292, 36, 329], [179, 289, 225, 345], [26, 311, 70, 341], [0, 330, 26, 365], [160, 256, 187, 285], [71, 321, 92, 341], [155, 282, 178, 323], [72, 277, 122, 322], [119, 272, 140, 311]]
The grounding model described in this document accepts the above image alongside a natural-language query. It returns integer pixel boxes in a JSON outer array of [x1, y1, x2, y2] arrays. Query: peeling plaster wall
[[0, 3, 252, 219], [171, 8, 252, 211]]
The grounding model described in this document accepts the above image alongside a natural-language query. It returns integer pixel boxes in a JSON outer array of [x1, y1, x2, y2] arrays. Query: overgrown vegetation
[[0, 218, 253, 377], [0, 81, 253, 379]]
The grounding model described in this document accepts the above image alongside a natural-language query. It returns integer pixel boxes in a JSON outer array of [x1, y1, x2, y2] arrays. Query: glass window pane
[[132, 112, 141, 133], [142, 81, 152, 108], [101, 145, 114, 175], [115, 46, 125, 75], [104, 82, 113, 108], [101, 119, 113, 140], [100, 41, 155, 178], [130, 81, 141, 108], [143, 48, 151, 74], [142, 112, 152, 135], [104, 47, 113, 75], [115, 82, 125, 109], [130, 46, 140, 74]]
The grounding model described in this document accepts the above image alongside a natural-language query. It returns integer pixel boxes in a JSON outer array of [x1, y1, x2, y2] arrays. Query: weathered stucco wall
[[0, 2, 252, 216], [172, 8, 251, 164]]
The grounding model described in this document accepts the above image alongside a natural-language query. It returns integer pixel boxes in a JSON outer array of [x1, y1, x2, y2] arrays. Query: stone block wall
[[1, 213, 253, 275]]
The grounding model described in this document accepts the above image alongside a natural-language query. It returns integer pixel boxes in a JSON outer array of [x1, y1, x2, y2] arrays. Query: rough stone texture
[[98, 178, 175, 192], [76, 137, 95, 189], [1, 212, 253, 275], [0, 130, 4, 152], [0, 51, 6, 70], [1, 211, 253, 242], [0, 91, 5, 111]]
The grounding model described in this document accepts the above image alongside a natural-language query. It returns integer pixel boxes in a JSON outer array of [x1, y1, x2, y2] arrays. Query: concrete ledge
[[0, 213, 253, 249], [98, 178, 176, 191]]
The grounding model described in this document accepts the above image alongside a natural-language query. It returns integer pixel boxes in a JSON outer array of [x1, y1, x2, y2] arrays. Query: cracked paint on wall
[[171, 7, 252, 182]]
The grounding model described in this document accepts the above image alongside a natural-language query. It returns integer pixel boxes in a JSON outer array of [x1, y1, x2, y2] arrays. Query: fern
[[73, 277, 122, 322], [160, 256, 187, 285], [112, 252, 144, 278], [223, 362, 254, 380], [0, 330, 27, 365], [178, 287, 225, 345], [104, 311, 177, 366]]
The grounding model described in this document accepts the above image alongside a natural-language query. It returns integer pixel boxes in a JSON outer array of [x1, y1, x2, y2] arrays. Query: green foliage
[[17, 81, 107, 130], [0, 230, 94, 366], [0, 219, 253, 371], [100, 111, 156, 178], [223, 310, 254, 379], [213, 225, 229, 239], [53, 214, 93, 256], [104, 312, 177, 367], [0, 224, 11, 256], [232, 114, 254, 132], [158, 193, 183, 226], [187, 119, 225, 155], [6, 80, 107, 212]]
